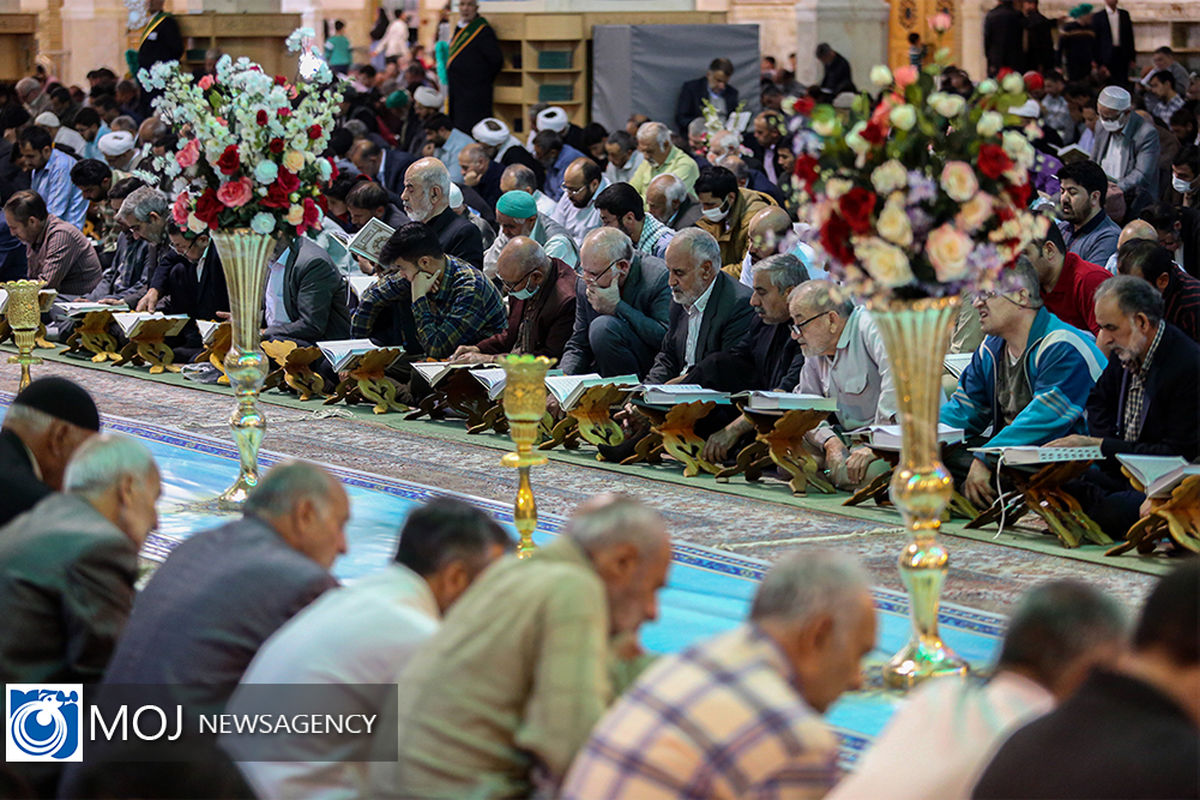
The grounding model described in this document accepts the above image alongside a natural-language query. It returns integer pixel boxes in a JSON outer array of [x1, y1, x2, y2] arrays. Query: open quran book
[[971, 445, 1103, 465], [111, 312, 189, 338], [545, 374, 639, 409], [1116, 454, 1200, 497], [638, 384, 731, 406], [732, 391, 837, 412], [318, 339, 404, 372]]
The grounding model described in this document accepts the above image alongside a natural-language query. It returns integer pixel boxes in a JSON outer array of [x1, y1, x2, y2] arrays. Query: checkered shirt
[[1122, 320, 1165, 442], [637, 212, 675, 260], [560, 624, 840, 800]]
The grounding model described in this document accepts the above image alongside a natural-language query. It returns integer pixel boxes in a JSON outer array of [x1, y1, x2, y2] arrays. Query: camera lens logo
[[5, 685, 83, 762]]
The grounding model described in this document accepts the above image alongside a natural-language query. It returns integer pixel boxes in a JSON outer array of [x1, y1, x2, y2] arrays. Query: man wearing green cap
[[1060, 5, 1098, 81], [484, 189, 579, 278]]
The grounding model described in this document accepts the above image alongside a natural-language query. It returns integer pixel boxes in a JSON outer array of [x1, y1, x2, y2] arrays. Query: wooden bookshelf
[[0, 14, 37, 83], [175, 12, 301, 77]]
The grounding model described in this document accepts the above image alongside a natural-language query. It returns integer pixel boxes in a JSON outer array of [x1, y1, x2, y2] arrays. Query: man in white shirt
[[500, 163, 557, 219], [828, 580, 1127, 800], [227, 498, 513, 800], [551, 158, 607, 245], [371, 9, 410, 64]]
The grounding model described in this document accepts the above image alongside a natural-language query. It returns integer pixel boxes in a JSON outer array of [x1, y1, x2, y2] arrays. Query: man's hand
[[135, 288, 159, 312], [1044, 434, 1102, 449], [449, 349, 493, 365], [963, 458, 998, 508], [410, 268, 441, 300], [462, 168, 482, 187], [703, 425, 741, 464], [450, 344, 480, 361], [845, 445, 877, 486], [421, 142, 436, 158], [586, 280, 620, 315], [823, 438, 849, 477], [356, 255, 376, 276], [215, 310, 231, 320], [98, 297, 124, 306]]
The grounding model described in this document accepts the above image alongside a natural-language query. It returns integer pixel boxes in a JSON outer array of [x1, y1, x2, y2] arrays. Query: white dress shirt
[[550, 178, 608, 245], [263, 249, 292, 328], [684, 275, 717, 371], [604, 150, 644, 186], [1106, 6, 1121, 47]]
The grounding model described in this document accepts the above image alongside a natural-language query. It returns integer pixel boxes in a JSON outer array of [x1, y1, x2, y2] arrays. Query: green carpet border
[[9, 344, 1170, 577]]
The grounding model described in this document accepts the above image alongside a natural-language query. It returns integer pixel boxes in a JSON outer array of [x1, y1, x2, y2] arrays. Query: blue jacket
[[941, 307, 1106, 458]]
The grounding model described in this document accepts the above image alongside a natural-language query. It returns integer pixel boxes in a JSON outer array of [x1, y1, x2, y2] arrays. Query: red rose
[[215, 144, 240, 176], [274, 74, 287, 86], [820, 212, 855, 266], [262, 182, 291, 209], [793, 154, 820, 188], [307, 124, 322, 140], [276, 168, 300, 194], [278, 108, 291, 118], [1005, 176, 1032, 208], [861, 121, 886, 145], [792, 96, 815, 116], [838, 186, 877, 235], [327, 158, 339, 182], [269, 137, 285, 154], [315, 194, 329, 214], [256, 110, 269, 126], [995, 202, 1016, 223], [298, 197, 321, 235], [977, 144, 1013, 180], [193, 188, 223, 228]]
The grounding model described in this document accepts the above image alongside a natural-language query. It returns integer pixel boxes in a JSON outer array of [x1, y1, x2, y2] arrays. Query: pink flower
[[171, 191, 191, 226], [894, 65, 919, 89], [926, 223, 973, 281], [929, 11, 953, 33], [175, 138, 199, 169], [217, 177, 253, 209], [198, 74, 215, 91]]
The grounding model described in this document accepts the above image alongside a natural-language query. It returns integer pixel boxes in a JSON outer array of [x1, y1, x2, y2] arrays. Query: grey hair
[[1094, 274, 1164, 325], [63, 434, 156, 497], [687, 117, 708, 138], [997, 580, 1128, 688], [637, 121, 671, 149], [791, 279, 855, 318], [343, 119, 369, 141], [243, 460, 340, 519], [16, 77, 40, 101], [752, 253, 810, 291], [564, 493, 667, 556], [409, 157, 451, 197], [1, 403, 54, 435], [718, 154, 749, 182], [582, 226, 634, 265], [670, 227, 721, 271], [709, 130, 740, 154], [1009, 255, 1045, 307], [118, 186, 168, 222], [750, 550, 871, 629], [501, 163, 537, 192], [110, 115, 138, 134], [651, 173, 688, 207]]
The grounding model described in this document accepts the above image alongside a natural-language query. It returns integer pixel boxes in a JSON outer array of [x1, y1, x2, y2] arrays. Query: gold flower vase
[[210, 229, 277, 510], [4, 280, 45, 390], [870, 295, 969, 690], [501, 355, 554, 558]]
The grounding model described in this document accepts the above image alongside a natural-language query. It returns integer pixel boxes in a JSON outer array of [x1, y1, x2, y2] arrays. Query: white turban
[[1009, 99, 1041, 119], [536, 106, 568, 133], [413, 86, 444, 108], [1098, 85, 1131, 111], [34, 112, 60, 128], [448, 183, 464, 209], [98, 130, 135, 156], [472, 117, 509, 147]]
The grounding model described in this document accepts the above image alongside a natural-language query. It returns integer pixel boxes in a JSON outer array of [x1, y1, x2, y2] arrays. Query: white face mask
[[508, 275, 539, 300], [1173, 175, 1195, 194], [1100, 117, 1124, 132], [701, 199, 730, 223]]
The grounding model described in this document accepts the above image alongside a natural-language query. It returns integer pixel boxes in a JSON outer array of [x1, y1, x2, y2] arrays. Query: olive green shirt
[[369, 537, 613, 799]]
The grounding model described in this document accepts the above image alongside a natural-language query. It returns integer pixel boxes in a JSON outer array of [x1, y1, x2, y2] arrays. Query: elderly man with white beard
[[400, 157, 484, 269]]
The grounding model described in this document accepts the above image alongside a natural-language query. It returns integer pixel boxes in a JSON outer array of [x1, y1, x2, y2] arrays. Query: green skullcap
[[496, 190, 538, 219], [385, 89, 410, 110], [1069, 3, 1093, 17]]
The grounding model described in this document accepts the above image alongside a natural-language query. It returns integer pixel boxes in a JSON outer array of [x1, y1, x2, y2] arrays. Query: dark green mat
[[7, 344, 1169, 577]]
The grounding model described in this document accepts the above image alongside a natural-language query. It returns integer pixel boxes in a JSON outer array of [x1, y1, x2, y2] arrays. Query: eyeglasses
[[790, 310, 829, 335], [563, 182, 591, 197], [500, 270, 538, 293], [582, 258, 620, 286]]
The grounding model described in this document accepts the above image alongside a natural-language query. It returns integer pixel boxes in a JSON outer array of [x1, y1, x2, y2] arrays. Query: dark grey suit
[[1090, 112, 1160, 211], [0, 493, 137, 684], [560, 254, 672, 379], [666, 196, 703, 232], [645, 271, 754, 384], [266, 237, 352, 345], [100, 515, 337, 716]]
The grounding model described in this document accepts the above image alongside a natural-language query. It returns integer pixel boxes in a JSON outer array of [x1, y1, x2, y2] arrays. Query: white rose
[[825, 177, 853, 201], [870, 65, 894, 88], [928, 92, 965, 118], [876, 194, 914, 247], [977, 79, 999, 95], [854, 236, 915, 287], [845, 122, 870, 155], [1001, 72, 1025, 94], [813, 116, 840, 137], [870, 159, 908, 195], [977, 111, 1004, 138], [1002, 130, 1036, 169], [890, 104, 917, 131]]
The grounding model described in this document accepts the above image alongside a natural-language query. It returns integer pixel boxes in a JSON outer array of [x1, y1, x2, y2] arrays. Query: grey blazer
[[267, 236, 352, 344], [1090, 112, 1161, 204], [645, 270, 755, 384]]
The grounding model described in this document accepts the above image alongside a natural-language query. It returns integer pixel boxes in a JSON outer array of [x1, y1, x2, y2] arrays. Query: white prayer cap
[[472, 117, 510, 147], [1009, 99, 1041, 119], [536, 106, 568, 133], [1098, 85, 1131, 111], [98, 130, 135, 156], [448, 182, 464, 209], [34, 111, 60, 128], [413, 86, 444, 108]]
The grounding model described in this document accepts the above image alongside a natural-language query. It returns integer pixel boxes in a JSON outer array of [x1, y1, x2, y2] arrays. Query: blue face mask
[[509, 281, 538, 300]]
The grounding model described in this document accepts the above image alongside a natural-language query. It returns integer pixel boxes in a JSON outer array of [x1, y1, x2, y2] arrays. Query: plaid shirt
[[637, 213, 675, 260], [561, 624, 840, 800], [1150, 92, 1186, 126], [350, 255, 506, 358], [1122, 321, 1165, 441], [1164, 266, 1200, 344]]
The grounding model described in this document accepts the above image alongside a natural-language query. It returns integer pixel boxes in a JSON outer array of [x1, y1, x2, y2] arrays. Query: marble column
[[795, 0, 889, 88]]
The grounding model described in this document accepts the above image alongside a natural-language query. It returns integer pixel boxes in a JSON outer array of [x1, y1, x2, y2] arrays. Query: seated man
[[532, 129, 586, 202], [694, 164, 778, 276], [719, 153, 788, 210], [453, 237, 577, 363], [401, 157, 484, 269], [69, 158, 120, 256], [346, 179, 409, 235], [790, 280, 896, 491], [117, 186, 195, 315], [550, 157, 607, 246], [471, 116, 545, 190], [0, 434, 159, 685], [1090, 85, 1160, 213], [230, 498, 512, 800], [3, 189, 101, 295], [1117, 239, 1200, 341], [0, 377, 99, 527], [630, 121, 700, 197], [562, 550, 875, 800], [260, 229, 352, 346], [1057, 160, 1122, 268], [18, 125, 87, 229], [674, 57, 739, 135], [738, 205, 827, 287], [85, 176, 152, 306], [500, 162, 557, 219], [941, 258, 1106, 509], [351, 222, 506, 358], [349, 138, 413, 201], [1026, 218, 1110, 334], [157, 219, 229, 359], [560, 227, 671, 378], [646, 172, 702, 232], [367, 495, 672, 799], [700, 252, 809, 463], [423, 113, 473, 184], [594, 181, 674, 260], [645, 228, 754, 384], [1102, 217, 1157, 274], [1048, 276, 1200, 538], [602, 129, 644, 186], [483, 189, 577, 278], [831, 580, 1127, 800], [1140, 200, 1200, 279], [457, 142, 504, 212]]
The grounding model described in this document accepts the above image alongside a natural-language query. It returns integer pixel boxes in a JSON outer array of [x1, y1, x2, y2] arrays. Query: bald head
[[496, 235, 549, 286], [1118, 219, 1158, 249], [646, 173, 687, 224], [403, 157, 451, 221], [500, 163, 537, 194], [459, 142, 489, 175], [748, 206, 794, 261], [582, 226, 633, 266]]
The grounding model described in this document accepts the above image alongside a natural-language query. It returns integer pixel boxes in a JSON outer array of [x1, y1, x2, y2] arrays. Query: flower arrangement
[[791, 58, 1050, 299], [139, 29, 344, 239]]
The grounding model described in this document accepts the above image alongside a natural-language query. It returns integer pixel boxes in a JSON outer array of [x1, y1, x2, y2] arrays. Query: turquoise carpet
[[59, 408, 1005, 769]]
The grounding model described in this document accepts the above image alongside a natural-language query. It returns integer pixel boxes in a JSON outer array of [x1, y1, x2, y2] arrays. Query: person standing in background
[[446, 0, 502, 132], [325, 21, 354, 76]]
